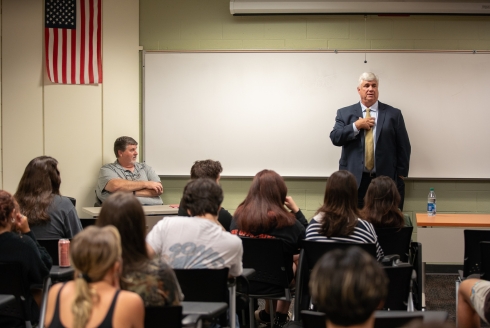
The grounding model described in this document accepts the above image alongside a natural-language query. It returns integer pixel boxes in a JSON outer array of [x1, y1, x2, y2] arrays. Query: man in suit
[[330, 72, 411, 209]]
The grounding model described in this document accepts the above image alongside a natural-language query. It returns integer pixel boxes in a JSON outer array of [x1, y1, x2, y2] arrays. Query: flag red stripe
[[62, 28, 67, 84], [80, 0, 86, 84], [45, 28, 51, 82], [88, 0, 94, 84], [97, 0, 102, 83], [71, 29, 77, 84], [45, 0, 102, 84], [53, 30, 59, 83]]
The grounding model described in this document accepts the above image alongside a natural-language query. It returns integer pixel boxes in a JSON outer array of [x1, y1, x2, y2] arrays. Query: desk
[[416, 213, 490, 263], [0, 294, 15, 310], [82, 205, 179, 232], [182, 301, 228, 317], [82, 205, 178, 217]]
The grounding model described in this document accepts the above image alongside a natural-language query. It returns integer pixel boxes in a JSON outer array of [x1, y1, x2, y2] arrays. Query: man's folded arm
[[105, 179, 163, 194]]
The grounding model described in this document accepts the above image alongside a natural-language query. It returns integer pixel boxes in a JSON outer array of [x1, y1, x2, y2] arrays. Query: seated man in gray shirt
[[95, 136, 163, 205]]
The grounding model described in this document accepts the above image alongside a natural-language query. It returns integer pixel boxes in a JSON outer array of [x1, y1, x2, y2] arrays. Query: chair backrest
[[374, 313, 423, 328], [383, 265, 413, 311], [240, 237, 292, 289], [173, 268, 229, 303], [66, 197, 76, 207], [301, 310, 325, 328], [463, 230, 490, 277], [293, 241, 377, 317], [301, 310, 423, 328], [0, 262, 29, 324], [37, 239, 62, 266], [144, 306, 182, 328], [80, 218, 97, 229], [302, 240, 377, 271], [480, 241, 490, 281], [375, 226, 413, 262]]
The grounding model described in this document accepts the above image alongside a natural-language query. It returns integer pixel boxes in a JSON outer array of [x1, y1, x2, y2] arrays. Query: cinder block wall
[[140, 0, 490, 241]]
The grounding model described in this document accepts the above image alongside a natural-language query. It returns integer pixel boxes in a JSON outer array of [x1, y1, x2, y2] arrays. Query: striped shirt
[[306, 213, 384, 261]]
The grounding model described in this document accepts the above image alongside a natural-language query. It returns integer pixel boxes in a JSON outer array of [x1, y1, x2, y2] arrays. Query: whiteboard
[[143, 51, 490, 178]]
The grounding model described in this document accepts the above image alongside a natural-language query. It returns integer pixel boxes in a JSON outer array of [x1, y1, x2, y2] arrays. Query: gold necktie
[[365, 108, 374, 171]]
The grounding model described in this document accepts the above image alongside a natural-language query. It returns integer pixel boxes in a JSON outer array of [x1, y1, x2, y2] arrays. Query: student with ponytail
[[44, 226, 144, 328]]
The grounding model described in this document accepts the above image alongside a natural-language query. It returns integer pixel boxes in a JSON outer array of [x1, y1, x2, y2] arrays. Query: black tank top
[[48, 283, 121, 328]]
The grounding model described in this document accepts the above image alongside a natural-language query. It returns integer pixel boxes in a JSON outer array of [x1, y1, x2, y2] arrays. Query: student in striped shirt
[[305, 170, 384, 261]]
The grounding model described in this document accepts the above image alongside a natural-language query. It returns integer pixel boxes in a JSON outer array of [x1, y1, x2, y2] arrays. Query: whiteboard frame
[[142, 49, 490, 179]]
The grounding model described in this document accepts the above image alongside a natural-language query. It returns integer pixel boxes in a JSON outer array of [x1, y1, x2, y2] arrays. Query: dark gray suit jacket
[[329, 101, 411, 187]]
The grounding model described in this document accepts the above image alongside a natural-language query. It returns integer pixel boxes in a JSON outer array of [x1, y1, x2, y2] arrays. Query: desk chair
[[80, 218, 97, 229], [37, 239, 62, 266], [375, 226, 413, 263], [374, 227, 423, 310], [479, 241, 490, 281], [238, 237, 294, 328], [173, 268, 230, 327], [460, 230, 490, 279], [293, 241, 377, 320], [145, 306, 183, 328], [301, 310, 432, 328], [383, 265, 414, 311], [0, 262, 33, 328], [455, 230, 490, 322], [67, 197, 76, 207]]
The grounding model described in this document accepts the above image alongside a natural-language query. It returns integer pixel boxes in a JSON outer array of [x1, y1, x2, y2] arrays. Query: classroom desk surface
[[416, 213, 490, 227], [181, 301, 227, 317], [82, 205, 178, 217], [0, 294, 15, 310]]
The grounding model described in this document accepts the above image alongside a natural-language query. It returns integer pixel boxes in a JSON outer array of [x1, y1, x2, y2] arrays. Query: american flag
[[45, 0, 102, 84]]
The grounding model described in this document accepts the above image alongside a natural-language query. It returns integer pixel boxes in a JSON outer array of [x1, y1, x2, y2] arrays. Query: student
[[310, 247, 388, 328], [360, 176, 410, 229], [96, 192, 182, 306], [147, 178, 243, 277], [15, 156, 83, 239], [458, 278, 490, 328], [177, 159, 233, 231], [44, 226, 144, 328], [231, 169, 307, 328], [0, 190, 51, 327], [306, 170, 384, 261]]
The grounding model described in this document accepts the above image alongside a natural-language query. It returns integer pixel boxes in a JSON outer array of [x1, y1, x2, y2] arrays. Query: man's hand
[[355, 116, 375, 130], [144, 181, 163, 194]]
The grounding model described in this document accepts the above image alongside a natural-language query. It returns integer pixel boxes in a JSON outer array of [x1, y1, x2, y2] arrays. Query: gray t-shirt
[[95, 160, 163, 205], [30, 195, 83, 239]]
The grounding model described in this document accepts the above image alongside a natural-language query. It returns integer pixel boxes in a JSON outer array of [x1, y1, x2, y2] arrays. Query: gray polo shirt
[[95, 160, 163, 205]]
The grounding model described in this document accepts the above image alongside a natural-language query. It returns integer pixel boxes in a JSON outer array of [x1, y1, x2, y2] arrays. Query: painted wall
[[2, 0, 489, 245], [1, 0, 139, 215], [140, 0, 490, 241]]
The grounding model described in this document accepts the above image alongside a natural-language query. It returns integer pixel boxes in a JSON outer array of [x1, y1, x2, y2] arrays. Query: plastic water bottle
[[427, 188, 436, 216]]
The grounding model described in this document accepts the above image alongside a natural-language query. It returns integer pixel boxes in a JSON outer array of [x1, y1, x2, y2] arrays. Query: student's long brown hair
[[360, 176, 404, 229], [96, 192, 149, 273], [233, 170, 296, 234], [15, 156, 61, 225], [317, 170, 359, 237]]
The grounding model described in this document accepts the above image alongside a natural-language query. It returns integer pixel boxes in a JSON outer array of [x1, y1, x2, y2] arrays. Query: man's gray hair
[[358, 72, 379, 86]]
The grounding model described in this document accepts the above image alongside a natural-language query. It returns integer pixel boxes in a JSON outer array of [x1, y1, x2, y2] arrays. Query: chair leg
[[456, 280, 460, 325], [249, 297, 255, 328], [269, 300, 275, 325]]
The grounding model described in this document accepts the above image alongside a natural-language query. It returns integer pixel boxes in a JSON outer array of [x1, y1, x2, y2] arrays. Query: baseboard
[[425, 264, 463, 275]]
